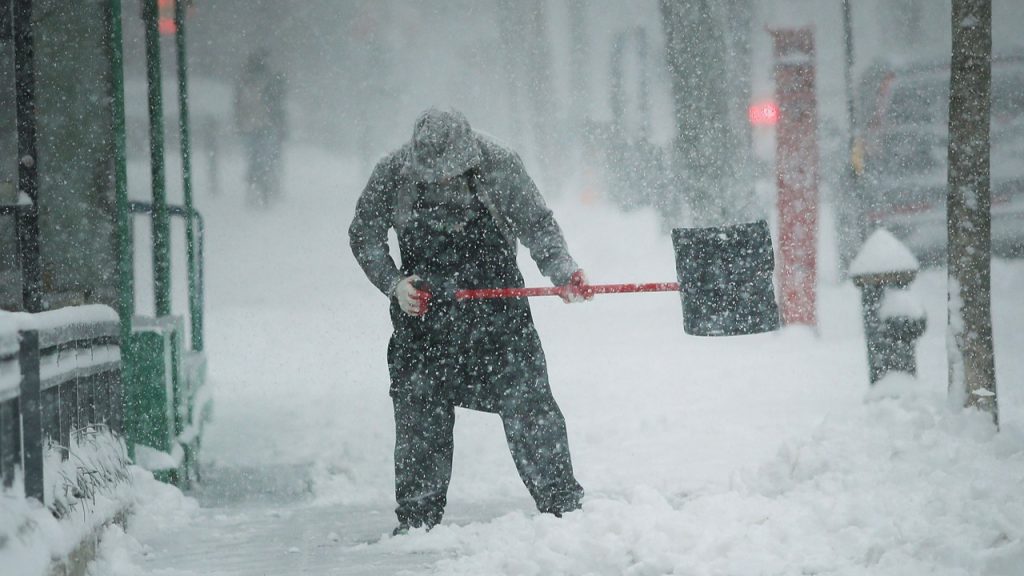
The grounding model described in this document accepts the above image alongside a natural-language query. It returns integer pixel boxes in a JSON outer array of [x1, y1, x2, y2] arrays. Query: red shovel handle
[[455, 282, 680, 301]]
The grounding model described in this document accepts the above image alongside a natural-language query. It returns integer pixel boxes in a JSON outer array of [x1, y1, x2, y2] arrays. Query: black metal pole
[[12, 0, 42, 313]]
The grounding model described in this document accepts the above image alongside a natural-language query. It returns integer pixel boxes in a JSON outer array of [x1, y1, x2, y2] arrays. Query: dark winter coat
[[349, 113, 578, 410], [348, 132, 578, 298]]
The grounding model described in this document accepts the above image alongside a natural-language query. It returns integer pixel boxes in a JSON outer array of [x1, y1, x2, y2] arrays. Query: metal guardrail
[[128, 200, 205, 351], [0, 306, 122, 502]]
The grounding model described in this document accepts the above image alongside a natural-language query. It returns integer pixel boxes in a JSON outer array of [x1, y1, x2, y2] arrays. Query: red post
[[771, 28, 819, 327]]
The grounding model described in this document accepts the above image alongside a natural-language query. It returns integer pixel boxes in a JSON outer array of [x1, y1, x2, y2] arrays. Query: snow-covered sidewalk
[[85, 147, 1024, 575]]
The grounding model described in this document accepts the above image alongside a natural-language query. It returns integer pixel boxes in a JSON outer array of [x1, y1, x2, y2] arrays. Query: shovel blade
[[672, 220, 780, 336]]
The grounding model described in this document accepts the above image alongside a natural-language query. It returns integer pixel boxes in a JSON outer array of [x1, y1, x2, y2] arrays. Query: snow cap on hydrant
[[409, 108, 482, 183], [850, 228, 920, 278]]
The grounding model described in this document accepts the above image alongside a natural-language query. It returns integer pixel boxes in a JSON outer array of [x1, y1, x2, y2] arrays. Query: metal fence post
[[0, 398, 19, 489], [18, 329, 43, 502]]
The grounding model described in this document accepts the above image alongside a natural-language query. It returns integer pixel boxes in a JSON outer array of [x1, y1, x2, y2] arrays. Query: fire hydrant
[[849, 229, 927, 384]]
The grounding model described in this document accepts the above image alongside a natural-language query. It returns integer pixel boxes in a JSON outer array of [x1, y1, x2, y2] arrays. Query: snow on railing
[[0, 305, 124, 502]]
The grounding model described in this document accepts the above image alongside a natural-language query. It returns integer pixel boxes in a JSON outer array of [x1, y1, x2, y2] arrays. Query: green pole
[[142, 0, 171, 318], [108, 0, 134, 346], [174, 0, 202, 351]]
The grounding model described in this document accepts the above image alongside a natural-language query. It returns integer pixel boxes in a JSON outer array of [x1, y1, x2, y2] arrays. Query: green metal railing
[[4, 0, 207, 488], [114, 0, 208, 484], [128, 201, 206, 352], [134, 0, 203, 350]]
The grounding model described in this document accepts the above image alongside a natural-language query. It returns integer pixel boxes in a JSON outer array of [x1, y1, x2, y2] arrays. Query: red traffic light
[[748, 101, 780, 126], [157, 0, 195, 35], [158, 0, 176, 35]]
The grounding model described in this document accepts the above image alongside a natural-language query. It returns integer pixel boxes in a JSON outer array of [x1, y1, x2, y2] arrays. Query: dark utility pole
[[947, 0, 997, 424], [12, 0, 41, 312]]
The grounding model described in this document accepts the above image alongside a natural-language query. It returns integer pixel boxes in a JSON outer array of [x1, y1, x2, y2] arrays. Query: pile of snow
[[1, 430, 135, 576], [85, 468, 199, 576], [2, 463, 194, 576], [374, 376, 1023, 575]]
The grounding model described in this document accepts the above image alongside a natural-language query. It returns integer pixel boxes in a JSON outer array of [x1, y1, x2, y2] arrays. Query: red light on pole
[[748, 101, 780, 126], [158, 0, 177, 35]]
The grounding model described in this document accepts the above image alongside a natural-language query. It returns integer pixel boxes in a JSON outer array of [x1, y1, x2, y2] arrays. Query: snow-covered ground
[[81, 145, 1024, 575]]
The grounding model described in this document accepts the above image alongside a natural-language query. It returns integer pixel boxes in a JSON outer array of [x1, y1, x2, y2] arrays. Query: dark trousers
[[392, 387, 583, 528]]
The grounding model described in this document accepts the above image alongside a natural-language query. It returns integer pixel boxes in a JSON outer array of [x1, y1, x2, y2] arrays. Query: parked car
[[840, 54, 1024, 266]]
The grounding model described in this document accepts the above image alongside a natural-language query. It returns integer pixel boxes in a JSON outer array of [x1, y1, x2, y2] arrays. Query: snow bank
[[2, 462, 196, 576], [0, 430, 135, 576], [133, 443, 184, 472], [0, 493, 53, 576], [376, 378, 1023, 576], [85, 468, 199, 576]]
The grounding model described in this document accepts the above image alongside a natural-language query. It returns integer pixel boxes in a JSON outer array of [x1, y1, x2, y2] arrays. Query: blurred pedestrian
[[233, 48, 287, 206], [349, 108, 590, 534]]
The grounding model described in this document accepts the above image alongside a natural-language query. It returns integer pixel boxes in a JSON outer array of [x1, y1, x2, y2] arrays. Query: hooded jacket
[[349, 113, 578, 297]]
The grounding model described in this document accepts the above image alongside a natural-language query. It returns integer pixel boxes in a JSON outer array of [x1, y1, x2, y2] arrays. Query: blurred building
[[0, 0, 120, 311]]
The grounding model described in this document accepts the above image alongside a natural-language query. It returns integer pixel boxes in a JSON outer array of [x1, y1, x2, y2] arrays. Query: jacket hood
[[407, 108, 482, 183]]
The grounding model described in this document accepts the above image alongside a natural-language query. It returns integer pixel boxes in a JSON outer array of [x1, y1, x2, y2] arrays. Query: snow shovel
[[455, 219, 780, 337]]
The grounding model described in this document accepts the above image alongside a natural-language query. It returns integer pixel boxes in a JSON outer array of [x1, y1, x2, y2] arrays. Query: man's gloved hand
[[560, 269, 593, 304], [393, 275, 431, 317]]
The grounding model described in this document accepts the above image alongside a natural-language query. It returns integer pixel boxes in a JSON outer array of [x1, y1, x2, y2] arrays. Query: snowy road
[[90, 147, 1024, 575]]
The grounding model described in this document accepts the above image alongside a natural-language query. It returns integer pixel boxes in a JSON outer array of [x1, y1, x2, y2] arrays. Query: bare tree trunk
[[659, 0, 755, 227], [947, 0, 997, 424]]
